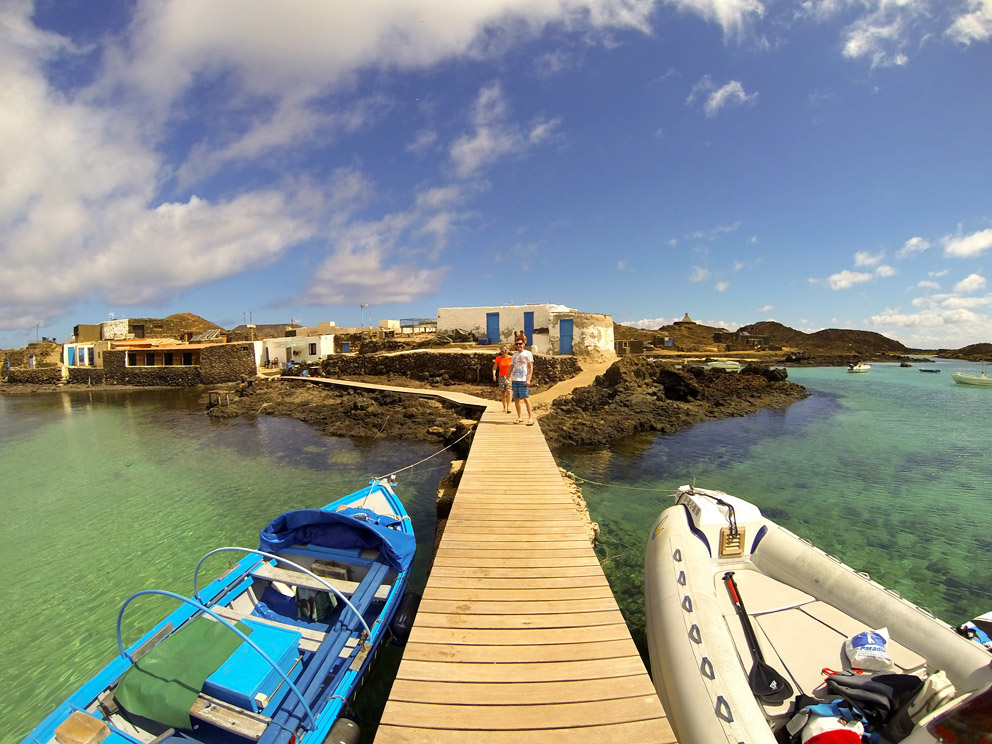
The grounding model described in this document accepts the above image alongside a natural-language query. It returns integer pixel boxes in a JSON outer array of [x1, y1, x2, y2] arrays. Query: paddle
[[723, 571, 794, 704]]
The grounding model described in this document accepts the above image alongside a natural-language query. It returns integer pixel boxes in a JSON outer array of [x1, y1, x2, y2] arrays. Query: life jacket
[[783, 699, 866, 744], [824, 672, 925, 742]]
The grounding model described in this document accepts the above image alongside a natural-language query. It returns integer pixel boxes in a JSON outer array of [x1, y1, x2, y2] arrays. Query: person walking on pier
[[511, 339, 535, 425], [493, 346, 513, 413]]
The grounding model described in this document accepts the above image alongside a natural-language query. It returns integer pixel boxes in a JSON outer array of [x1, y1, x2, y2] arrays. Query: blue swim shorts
[[512, 381, 530, 399]]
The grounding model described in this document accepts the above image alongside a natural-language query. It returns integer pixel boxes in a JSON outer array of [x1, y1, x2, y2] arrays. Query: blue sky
[[2, 0, 991, 350]]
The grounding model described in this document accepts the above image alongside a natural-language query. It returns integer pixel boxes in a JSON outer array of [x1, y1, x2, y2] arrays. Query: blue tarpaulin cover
[[258, 507, 414, 573]]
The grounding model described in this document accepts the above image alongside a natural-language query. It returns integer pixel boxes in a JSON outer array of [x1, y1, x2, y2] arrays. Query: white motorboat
[[952, 371, 992, 387], [707, 360, 743, 372], [644, 484, 992, 744], [848, 363, 871, 373]]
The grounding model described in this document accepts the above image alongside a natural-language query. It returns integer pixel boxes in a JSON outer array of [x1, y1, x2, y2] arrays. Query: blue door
[[523, 312, 534, 346], [486, 312, 500, 344], [67, 347, 76, 366], [559, 318, 574, 354]]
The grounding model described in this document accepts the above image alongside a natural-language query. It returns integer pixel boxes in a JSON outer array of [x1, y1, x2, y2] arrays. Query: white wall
[[437, 304, 615, 357], [437, 304, 569, 345], [258, 334, 335, 366]]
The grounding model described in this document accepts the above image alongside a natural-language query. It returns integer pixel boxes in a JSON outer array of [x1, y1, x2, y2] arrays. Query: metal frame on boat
[[23, 478, 415, 744]]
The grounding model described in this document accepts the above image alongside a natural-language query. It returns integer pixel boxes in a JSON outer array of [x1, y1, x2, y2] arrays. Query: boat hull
[[23, 480, 414, 744], [952, 372, 992, 386], [645, 485, 992, 744]]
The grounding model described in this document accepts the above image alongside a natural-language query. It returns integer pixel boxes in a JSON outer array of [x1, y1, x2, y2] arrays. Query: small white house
[[437, 303, 615, 358], [255, 333, 335, 368]]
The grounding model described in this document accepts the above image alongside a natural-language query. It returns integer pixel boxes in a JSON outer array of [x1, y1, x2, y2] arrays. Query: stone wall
[[202, 343, 257, 384], [4, 367, 63, 384], [103, 350, 204, 386], [67, 368, 106, 385], [320, 351, 580, 386]]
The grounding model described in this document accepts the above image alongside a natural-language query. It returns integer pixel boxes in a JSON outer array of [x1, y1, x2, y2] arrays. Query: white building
[[255, 332, 336, 368], [437, 303, 616, 358]]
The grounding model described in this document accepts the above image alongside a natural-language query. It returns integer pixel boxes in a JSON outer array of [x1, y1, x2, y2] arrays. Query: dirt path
[[529, 358, 615, 417]]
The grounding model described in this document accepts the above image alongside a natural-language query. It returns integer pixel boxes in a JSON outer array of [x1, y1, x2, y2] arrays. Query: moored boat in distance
[[644, 483, 992, 744], [22, 478, 416, 744], [952, 371, 992, 387], [847, 362, 871, 373], [707, 360, 743, 372], [920, 368, 941, 373]]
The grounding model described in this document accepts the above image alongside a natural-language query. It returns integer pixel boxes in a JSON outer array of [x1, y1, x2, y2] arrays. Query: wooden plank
[[411, 610, 625, 630], [385, 675, 658, 705], [251, 563, 390, 599], [428, 564, 605, 578], [417, 597, 620, 615], [375, 719, 676, 744], [429, 554, 603, 569], [425, 574, 612, 590], [190, 694, 268, 741], [420, 585, 616, 602], [407, 622, 632, 646], [395, 655, 651, 683], [401, 639, 638, 663], [379, 696, 666, 730]]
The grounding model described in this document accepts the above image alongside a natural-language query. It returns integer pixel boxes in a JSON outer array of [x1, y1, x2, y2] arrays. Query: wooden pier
[[374, 406, 674, 742], [294, 377, 674, 742]]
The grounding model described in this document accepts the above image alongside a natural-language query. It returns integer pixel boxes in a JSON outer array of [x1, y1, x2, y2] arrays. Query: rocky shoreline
[[538, 357, 809, 447]]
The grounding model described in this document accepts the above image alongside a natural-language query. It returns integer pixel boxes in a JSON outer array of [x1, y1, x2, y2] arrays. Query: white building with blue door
[[436, 304, 615, 359]]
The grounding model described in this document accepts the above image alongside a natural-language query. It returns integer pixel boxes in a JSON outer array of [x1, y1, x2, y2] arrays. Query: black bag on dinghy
[[825, 672, 925, 742]]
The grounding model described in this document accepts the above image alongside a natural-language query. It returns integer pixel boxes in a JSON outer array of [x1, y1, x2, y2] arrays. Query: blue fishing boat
[[23, 478, 416, 744]]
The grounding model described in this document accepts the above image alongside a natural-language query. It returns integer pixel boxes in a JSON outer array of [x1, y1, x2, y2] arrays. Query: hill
[[164, 312, 223, 333], [943, 343, 992, 361], [617, 319, 909, 356], [738, 322, 907, 353]]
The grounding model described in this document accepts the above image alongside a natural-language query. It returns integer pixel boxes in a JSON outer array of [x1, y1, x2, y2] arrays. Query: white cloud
[[854, 250, 884, 267], [623, 317, 672, 330], [407, 129, 440, 154], [916, 280, 940, 290], [303, 181, 466, 305], [690, 266, 711, 282], [688, 221, 743, 240], [827, 269, 873, 289], [944, 228, 992, 258], [449, 82, 561, 178], [875, 264, 896, 278], [715, 281, 730, 291], [954, 273, 987, 294], [758, 304, 774, 313], [898, 236, 930, 257], [687, 76, 758, 117], [947, 0, 992, 44]]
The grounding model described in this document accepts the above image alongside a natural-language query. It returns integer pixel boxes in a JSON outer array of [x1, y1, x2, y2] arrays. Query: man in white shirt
[[511, 339, 535, 425]]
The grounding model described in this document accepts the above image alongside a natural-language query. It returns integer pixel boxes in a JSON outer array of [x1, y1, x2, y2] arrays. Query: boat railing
[[115, 589, 318, 731], [193, 547, 373, 641]]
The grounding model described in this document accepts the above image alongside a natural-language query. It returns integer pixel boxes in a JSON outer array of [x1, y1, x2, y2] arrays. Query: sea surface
[[3, 360, 992, 742], [556, 359, 992, 655]]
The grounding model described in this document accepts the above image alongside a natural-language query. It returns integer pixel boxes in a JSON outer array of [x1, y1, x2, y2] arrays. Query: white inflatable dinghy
[[644, 484, 992, 744]]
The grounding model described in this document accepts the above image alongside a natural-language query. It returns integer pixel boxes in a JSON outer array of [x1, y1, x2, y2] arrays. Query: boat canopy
[[259, 507, 414, 573]]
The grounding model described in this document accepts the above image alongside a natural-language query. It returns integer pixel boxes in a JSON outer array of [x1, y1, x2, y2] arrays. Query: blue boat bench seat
[[250, 562, 391, 600], [211, 606, 361, 656]]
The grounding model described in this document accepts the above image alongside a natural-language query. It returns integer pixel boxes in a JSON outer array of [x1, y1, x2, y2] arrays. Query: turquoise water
[[4, 363, 992, 742], [556, 359, 992, 655], [0, 390, 451, 744]]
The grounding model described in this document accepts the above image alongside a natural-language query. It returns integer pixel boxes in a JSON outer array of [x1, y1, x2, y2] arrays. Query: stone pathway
[[529, 358, 615, 417]]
